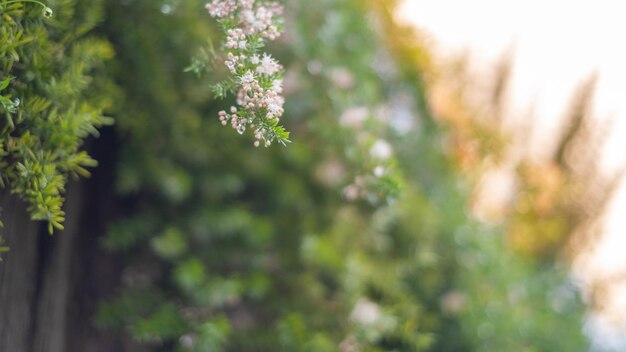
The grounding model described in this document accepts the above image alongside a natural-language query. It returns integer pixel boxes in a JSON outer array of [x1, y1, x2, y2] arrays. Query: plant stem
[[2, 0, 53, 17]]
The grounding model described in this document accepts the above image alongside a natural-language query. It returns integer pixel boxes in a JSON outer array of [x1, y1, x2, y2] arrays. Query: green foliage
[[2, 1, 53, 18], [0, 235, 9, 257], [184, 38, 218, 78], [0, 0, 113, 234], [92, 0, 588, 351], [194, 317, 232, 352], [95, 289, 189, 343], [0, 0, 590, 350], [0, 77, 18, 113]]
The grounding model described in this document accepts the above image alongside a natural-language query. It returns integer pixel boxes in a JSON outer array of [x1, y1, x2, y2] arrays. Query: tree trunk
[[0, 191, 40, 352], [0, 128, 130, 351], [32, 183, 82, 352]]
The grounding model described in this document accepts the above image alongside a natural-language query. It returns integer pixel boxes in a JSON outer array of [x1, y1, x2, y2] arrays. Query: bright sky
[[397, 0, 626, 348]]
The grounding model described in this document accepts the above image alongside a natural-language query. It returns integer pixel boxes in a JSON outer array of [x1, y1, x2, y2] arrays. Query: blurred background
[[0, 0, 623, 351], [398, 0, 626, 348]]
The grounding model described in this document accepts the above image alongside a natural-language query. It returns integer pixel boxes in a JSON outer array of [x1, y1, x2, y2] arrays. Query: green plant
[[0, 0, 112, 234], [1, 0, 53, 17], [94, 1, 587, 351]]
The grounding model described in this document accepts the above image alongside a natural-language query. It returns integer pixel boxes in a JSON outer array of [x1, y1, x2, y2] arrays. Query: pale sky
[[397, 0, 626, 348], [398, 0, 626, 169]]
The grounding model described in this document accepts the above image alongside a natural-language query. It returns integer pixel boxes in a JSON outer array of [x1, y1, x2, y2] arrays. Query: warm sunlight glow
[[399, 0, 626, 347]]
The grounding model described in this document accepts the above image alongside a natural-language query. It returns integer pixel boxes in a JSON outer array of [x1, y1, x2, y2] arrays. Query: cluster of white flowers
[[205, 0, 288, 147], [339, 109, 397, 202]]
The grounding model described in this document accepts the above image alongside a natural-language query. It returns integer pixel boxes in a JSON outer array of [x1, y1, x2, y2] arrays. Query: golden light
[[398, 0, 626, 347]]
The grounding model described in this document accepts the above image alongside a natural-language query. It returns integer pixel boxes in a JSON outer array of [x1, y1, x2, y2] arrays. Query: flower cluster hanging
[[205, 0, 289, 147]]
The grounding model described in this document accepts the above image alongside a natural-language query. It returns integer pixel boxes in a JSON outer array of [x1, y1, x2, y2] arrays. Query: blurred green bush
[[1, 0, 589, 350]]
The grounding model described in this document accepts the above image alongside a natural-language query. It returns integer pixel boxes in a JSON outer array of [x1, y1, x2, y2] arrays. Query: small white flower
[[250, 54, 260, 65], [256, 53, 281, 76], [239, 71, 255, 88], [271, 79, 283, 93], [241, 10, 256, 25], [225, 58, 237, 73], [240, 71, 254, 82], [267, 102, 282, 118]]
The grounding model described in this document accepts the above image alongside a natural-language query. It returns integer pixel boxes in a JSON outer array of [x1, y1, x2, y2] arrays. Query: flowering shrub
[[0, 0, 588, 350], [197, 0, 289, 147]]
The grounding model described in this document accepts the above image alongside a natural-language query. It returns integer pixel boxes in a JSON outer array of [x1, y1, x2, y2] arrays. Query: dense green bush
[[93, 0, 588, 351], [0, 0, 113, 233]]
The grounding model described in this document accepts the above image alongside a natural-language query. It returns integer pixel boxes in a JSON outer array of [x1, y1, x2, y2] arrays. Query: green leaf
[[150, 227, 188, 259], [174, 258, 206, 290], [0, 77, 11, 91]]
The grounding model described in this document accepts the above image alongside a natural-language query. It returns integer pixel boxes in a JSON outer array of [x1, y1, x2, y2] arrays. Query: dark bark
[[65, 127, 129, 352], [0, 191, 40, 352], [0, 127, 129, 351], [32, 183, 81, 352]]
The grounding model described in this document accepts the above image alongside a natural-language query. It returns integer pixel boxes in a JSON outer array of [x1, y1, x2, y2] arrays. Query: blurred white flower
[[343, 184, 360, 202], [440, 291, 468, 314], [339, 336, 361, 352], [315, 159, 346, 186], [390, 105, 415, 134], [239, 70, 255, 89], [179, 334, 195, 348], [329, 67, 355, 89], [271, 79, 283, 93], [340, 106, 369, 128], [370, 140, 393, 160], [307, 60, 323, 75], [350, 298, 382, 325]]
